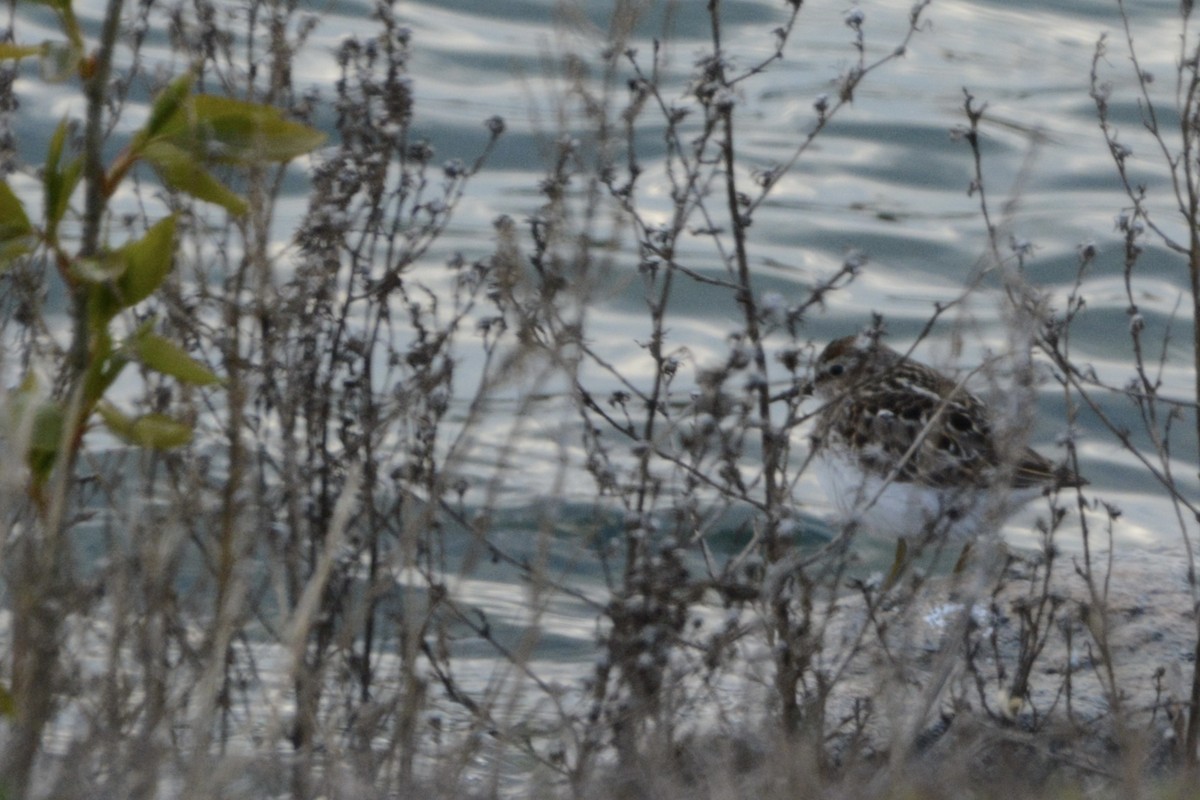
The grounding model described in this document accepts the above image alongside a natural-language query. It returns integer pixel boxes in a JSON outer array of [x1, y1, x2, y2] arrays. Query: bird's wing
[[840, 384, 1027, 489]]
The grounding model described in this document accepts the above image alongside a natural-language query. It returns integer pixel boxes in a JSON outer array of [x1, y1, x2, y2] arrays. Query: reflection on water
[[5, 0, 1188, 593], [6, 0, 1186, 561]]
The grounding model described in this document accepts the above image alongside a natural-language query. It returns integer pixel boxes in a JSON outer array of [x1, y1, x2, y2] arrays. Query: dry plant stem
[[944, 82, 1115, 751], [1095, 0, 1200, 766], [1114, 3, 1200, 461], [589, 0, 938, 753], [4, 0, 122, 795], [746, 1, 930, 217], [706, 0, 807, 740], [69, 0, 122, 377], [282, 469, 362, 794]]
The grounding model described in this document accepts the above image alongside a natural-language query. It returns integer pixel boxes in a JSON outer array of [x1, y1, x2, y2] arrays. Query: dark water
[[9, 0, 1192, 537], [386, 0, 1193, 552]]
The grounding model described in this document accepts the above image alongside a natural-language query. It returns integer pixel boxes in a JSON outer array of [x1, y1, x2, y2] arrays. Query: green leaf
[[99, 403, 193, 449], [133, 72, 195, 150], [83, 349, 129, 406], [5, 377, 64, 480], [159, 94, 325, 164], [73, 218, 180, 329], [78, 326, 128, 406], [0, 238, 32, 265], [0, 43, 44, 61], [44, 119, 67, 231], [24, 400, 65, 481], [0, 180, 32, 239], [95, 400, 132, 438], [43, 119, 81, 241], [116, 215, 177, 306], [142, 141, 247, 215], [29, 401, 65, 455], [84, 282, 123, 334], [133, 331, 222, 386], [0, 180, 34, 266], [129, 414, 194, 448]]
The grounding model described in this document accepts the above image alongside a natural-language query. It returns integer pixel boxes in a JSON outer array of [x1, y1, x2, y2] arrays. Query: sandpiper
[[811, 333, 1082, 539]]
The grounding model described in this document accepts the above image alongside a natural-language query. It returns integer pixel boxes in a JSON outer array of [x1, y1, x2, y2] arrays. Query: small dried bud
[[843, 250, 867, 274], [712, 87, 736, 111], [1009, 236, 1034, 258], [760, 291, 786, 317], [407, 141, 434, 162]]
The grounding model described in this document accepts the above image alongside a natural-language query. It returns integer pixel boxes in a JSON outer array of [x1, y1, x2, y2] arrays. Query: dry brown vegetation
[[0, 0, 1196, 798]]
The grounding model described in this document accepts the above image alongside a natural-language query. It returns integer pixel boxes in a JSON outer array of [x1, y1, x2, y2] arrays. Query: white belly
[[815, 449, 1023, 540]]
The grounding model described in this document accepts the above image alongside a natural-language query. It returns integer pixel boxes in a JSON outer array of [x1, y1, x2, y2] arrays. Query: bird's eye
[[827, 363, 845, 377]]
